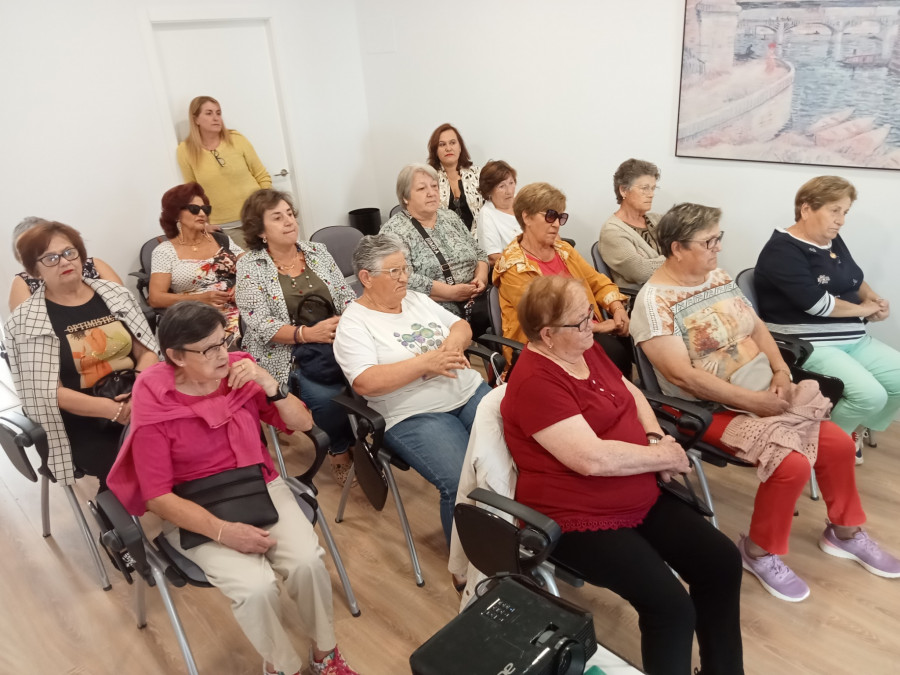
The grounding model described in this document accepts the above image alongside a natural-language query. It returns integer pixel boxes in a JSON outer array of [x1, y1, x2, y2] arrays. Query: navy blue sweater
[[754, 229, 866, 345]]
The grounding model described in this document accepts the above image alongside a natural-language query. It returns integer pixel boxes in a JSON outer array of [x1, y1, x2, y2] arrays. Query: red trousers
[[704, 413, 866, 555]]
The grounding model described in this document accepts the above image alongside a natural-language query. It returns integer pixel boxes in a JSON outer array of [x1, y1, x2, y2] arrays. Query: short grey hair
[[13, 217, 49, 262], [352, 233, 409, 277], [613, 159, 660, 205], [396, 163, 439, 207], [656, 203, 722, 258]]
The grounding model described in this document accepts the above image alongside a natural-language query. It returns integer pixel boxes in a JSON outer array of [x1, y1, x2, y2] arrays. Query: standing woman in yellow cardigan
[[176, 96, 271, 249]]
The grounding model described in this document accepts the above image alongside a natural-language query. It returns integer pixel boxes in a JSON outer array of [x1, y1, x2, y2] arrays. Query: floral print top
[[151, 238, 244, 335], [381, 208, 487, 316]]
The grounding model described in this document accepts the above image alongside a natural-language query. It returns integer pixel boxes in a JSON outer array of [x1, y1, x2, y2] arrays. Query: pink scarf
[[107, 352, 270, 515]]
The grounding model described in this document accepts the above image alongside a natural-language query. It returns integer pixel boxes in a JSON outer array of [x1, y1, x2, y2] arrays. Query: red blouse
[[501, 342, 660, 532]]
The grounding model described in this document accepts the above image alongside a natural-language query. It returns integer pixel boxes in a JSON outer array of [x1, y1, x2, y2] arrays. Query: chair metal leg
[[63, 485, 111, 591], [135, 577, 147, 629], [535, 564, 560, 597], [688, 451, 718, 530], [381, 458, 424, 586], [40, 474, 51, 537], [335, 464, 355, 523], [808, 469, 820, 501], [316, 506, 361, 617], [268, 424, 289, 478], [147, 550, 199, 675]]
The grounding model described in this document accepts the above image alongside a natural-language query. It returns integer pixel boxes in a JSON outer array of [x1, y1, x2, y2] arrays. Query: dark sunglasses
[[542, 209, 569, 226], [183, 204, 212, 216]]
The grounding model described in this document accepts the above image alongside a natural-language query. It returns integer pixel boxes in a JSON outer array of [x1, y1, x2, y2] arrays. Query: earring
[[261, 236, 267, 244]]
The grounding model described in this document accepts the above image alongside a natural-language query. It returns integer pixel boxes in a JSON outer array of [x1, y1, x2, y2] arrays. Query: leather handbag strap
[[409, 216, 457, 285]]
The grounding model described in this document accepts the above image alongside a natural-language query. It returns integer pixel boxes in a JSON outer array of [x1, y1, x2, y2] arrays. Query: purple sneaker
[[819, 524, 900, 578], [738, 534, 810, 602]]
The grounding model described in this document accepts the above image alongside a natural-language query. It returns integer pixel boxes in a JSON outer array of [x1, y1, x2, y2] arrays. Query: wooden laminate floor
[[1, 422, 899, 674]]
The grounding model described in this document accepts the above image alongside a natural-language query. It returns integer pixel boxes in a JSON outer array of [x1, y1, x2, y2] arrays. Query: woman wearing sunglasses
[[176, 95, 271, 249], [493, 182, 632, 376], [632, 203, 900, 603], [5, 221, 158, 493], [148, 182, 244, 336]]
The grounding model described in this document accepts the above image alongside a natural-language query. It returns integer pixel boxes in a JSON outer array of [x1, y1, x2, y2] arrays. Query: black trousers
[[551, 493, 744, 675]]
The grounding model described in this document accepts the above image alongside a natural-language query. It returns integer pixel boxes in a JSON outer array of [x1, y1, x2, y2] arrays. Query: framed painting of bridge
[[676, 0, 900, 171]]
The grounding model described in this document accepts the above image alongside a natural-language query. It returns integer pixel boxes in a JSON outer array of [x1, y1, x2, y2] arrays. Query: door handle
[[274, 169, 289, 177]]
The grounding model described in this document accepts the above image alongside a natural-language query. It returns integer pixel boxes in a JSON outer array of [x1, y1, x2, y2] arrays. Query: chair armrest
[[332, 392, 386, 434], [0, 411, 52, 481], [640, 390, 713, 450], [770, 332, 813, 367], [294, 425, 330, 491], [467, 487, 562, 542], [474, 334, 524, 354], [95, 490, 152, 581]]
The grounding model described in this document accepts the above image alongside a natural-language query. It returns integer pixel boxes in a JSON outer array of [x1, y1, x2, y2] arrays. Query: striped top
[[754, 229, 866, 346]]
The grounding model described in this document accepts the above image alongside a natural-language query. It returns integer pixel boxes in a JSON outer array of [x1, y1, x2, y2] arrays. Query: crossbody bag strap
[[409, 216, 457, 285]]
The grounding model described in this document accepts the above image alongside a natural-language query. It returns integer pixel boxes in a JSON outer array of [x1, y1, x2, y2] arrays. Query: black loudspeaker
[[410, 577, 595, 675]]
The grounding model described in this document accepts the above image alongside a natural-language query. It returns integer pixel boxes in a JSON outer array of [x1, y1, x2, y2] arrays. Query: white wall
[[355, 0, 900, 348], [0, 0, 377, 318]]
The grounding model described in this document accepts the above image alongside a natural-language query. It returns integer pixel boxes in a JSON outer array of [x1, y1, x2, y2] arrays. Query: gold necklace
[[178, 229, 209, 253]]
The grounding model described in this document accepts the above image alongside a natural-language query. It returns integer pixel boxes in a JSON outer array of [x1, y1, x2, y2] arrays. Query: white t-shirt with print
[[334, 290, 484, 429]]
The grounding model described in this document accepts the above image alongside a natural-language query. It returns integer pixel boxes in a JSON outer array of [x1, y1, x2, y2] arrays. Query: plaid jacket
[[4, 279, 159, 485], [235, 241, 356, 385]]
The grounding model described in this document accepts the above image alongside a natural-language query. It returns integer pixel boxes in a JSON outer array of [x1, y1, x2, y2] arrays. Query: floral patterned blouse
[[381, 208, 487, 316], [150, 238, 244, 335]]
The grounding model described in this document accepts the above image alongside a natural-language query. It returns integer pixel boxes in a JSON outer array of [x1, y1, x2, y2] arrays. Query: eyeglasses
[[38, 247, 80, 268], [183, 204, 212, 216], [630, 184, 658, 194], [212, 149, 225, 167], [541, 210, 569, 226], [682, 231, 725, 249], [180, 333, 236, 360], [373, 265, 410, 280], [552, 307, 595, 333]]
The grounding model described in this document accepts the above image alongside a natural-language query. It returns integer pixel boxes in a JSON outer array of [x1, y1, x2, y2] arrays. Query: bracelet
[[110, 401, 125, 423], [773, 367, 791, 377], [216, 522, 228, 543], [294, 326, 302, 344]]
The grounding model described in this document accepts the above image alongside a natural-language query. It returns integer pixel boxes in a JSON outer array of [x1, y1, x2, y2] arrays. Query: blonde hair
[[794, 176, 857, 221], [183, 96, 233, 163]]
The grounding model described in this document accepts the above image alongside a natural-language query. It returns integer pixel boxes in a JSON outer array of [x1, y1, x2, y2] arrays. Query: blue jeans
[[384, 381, 492, 547], [290, 370, 353, 455]]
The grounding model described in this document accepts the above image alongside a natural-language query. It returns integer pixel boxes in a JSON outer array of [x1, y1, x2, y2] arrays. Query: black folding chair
[[90, 425, 360, 675], [0, 411, 112, 590]]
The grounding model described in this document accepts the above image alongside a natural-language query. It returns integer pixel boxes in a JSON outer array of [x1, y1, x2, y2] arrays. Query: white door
[[151, 19, 297, 209]]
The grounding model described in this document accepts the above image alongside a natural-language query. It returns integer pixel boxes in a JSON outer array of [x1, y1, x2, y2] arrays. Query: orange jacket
[[492, 237, 626, 361]]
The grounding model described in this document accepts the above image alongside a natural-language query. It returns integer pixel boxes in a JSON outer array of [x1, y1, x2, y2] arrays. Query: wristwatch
[[266, 382, 290, 403], [646, 432, 663, 445]]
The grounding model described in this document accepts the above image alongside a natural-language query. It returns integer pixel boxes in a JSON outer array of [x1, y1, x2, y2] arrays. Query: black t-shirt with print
[[45, 292, 135, 482]]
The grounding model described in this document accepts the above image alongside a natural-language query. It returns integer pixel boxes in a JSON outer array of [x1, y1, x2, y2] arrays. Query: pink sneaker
[[738, 535, 810, 602], [820, 524, 900, 578], [308, 646, 360, 675]]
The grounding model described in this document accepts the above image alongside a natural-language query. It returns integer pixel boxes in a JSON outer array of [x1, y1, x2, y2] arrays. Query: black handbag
[[292, 294, 344, 385], [172, 464, 279, 549], [92, 369, 137, 400]]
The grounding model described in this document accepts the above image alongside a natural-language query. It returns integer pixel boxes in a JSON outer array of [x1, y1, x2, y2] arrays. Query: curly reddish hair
[[159, 182, 210, 238]]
